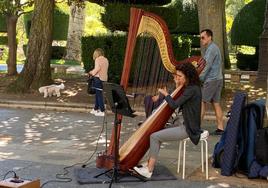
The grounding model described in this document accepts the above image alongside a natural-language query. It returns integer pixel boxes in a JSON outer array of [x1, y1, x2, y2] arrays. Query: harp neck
[[121, 8, 205, 89], [121, 8, 177, 89]]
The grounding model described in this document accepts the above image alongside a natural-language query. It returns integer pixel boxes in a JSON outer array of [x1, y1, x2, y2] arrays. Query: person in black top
[[134, 62, 202, 179]]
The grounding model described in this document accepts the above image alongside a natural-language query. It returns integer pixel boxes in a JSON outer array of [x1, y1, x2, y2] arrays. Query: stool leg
[[205, 139, 209, 179], [201, 140, 204, 172], [182, 140, 187, 179], [177, 141, 182, 173]]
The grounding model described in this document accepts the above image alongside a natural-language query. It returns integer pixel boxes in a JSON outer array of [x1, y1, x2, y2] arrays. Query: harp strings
[[120, 36, 173, 145], [130, 35, 173, 110]]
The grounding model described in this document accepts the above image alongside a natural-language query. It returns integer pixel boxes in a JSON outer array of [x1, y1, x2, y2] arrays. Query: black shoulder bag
[[87, 76, 95, 95]]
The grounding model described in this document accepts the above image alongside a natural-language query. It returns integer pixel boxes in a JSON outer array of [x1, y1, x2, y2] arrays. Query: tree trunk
[[197, 0, 230, 68], [6, 15, 18, 76], [65, 3, 85, 62], [256, 0, 268, 89], [10, 0, 54, 92]]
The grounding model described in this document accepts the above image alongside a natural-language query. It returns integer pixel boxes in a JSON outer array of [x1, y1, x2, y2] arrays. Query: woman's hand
[[158, 87, 168, 97]]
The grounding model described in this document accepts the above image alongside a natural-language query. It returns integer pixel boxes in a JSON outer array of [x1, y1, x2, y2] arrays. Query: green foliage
[[226, 0, 251, 19], [101, 3, 178, 32], [231, 0, 266, 46], [23, 45, 66, 59], [0, 36, 7, 45], [84, 2, 107, 35], [81, 34, 127, 83], [81, 34, 191, 83], [50, 46, 66, 59], [236, 52, 258, 70], [174, 1, 199, 34], [0, 14, 6, 32], [24, 7, 69, 40], [0, 0, 34, 19]]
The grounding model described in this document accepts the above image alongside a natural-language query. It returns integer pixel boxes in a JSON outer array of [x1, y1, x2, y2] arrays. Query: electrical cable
[[2, 171, 18, 180], [40, 114, 107, 188]]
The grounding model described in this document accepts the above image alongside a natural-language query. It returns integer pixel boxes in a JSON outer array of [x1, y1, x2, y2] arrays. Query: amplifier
[[0, 178, 40, 188]]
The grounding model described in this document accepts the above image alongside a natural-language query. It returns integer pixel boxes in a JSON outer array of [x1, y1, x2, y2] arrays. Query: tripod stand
[[94, 82, 140, 187]]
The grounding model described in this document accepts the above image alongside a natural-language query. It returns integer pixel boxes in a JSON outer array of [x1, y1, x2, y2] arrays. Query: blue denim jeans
[[93, 77, 105, 112]]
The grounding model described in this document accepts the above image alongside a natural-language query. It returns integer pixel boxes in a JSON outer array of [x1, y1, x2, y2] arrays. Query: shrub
[[23, 7, 69, 41], [81, 34, 191, 83], [101, 3, 178, 32], [23, 45, 66, 59], [231, 0, 266, 46], [51, 46, 66, 59], [0, 36, 7, 45], [174, 2, 199, 34], [0, 14, 7, 32], [0, 14, 6, 32], [236, 52, 258, 71]]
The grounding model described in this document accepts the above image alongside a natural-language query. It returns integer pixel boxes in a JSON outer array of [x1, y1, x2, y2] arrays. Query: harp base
[[95, 154, 147, 183], [96, 153, 114, 170]]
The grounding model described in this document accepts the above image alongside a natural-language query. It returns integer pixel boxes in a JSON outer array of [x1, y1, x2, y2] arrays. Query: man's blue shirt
[[199, 42, 223, 82]]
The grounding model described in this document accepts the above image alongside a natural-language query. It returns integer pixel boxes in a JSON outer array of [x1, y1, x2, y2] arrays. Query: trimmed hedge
[[231, 0, 266, 46], [236, 52, 258, 71], [174, 2, 199, 34], [0, 14, 7, 32], [101, 3, 178, 32], [23, 8, 69, 41], [0, 36, 8, 45], [23, 45, 66, 59], [101, 2, 199, 34], [81, 34, 191, 83]]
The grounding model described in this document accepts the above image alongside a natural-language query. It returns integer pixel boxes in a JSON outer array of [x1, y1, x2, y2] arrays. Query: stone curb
[[0, 99, 91, 113], [0, 99, 228, 120]]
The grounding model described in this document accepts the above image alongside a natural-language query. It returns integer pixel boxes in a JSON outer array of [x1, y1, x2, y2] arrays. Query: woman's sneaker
[[133, 166, 152, 179], [95, 111, 105, 117], [136, 161, 148, 168], [90, 109, 98, 115]]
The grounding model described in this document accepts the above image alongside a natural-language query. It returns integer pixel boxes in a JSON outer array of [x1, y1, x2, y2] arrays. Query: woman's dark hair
[[176, 62, 200, 86]]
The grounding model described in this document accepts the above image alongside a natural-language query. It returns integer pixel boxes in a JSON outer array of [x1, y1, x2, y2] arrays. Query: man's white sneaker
[[133, 166, 152, 179], [95, 111, 105, 117], [90, 109, 98, 115]]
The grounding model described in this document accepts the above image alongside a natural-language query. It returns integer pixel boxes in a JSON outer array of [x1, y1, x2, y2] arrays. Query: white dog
[[39, 83, 65, 98]]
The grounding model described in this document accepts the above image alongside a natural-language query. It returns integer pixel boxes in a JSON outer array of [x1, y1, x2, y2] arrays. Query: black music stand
[[94, 82, 139, 187]]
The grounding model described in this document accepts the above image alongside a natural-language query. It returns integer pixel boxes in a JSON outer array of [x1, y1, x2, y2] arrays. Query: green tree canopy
[[24, 7, 69, 41], [0, 14, 6, 32], [231, 0, 266, 46]]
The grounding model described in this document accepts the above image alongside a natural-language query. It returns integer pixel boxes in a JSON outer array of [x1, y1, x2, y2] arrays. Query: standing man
[[199, 29, 224, 135]]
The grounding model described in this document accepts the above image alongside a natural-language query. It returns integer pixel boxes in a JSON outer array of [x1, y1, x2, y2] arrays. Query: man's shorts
[[202, 79, 223, 103]]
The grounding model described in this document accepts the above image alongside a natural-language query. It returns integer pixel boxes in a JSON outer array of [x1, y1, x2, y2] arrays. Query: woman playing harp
[[96, 7, 206, 172], [133, 62, 202, 179]]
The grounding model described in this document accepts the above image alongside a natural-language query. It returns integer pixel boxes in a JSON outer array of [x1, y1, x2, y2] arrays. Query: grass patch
[[50, 59, 81, 65]]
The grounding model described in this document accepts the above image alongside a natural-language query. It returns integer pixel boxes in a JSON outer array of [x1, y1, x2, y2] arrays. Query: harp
[[96, 7, 205, 171]]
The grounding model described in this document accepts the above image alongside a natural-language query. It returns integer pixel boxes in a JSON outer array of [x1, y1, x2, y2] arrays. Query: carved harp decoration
[[96, 7, 206, 171], [137, 16, 176, 74]]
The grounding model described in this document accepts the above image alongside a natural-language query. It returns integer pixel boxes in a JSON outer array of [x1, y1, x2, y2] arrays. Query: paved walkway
[[0, 99, 267, 188]]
